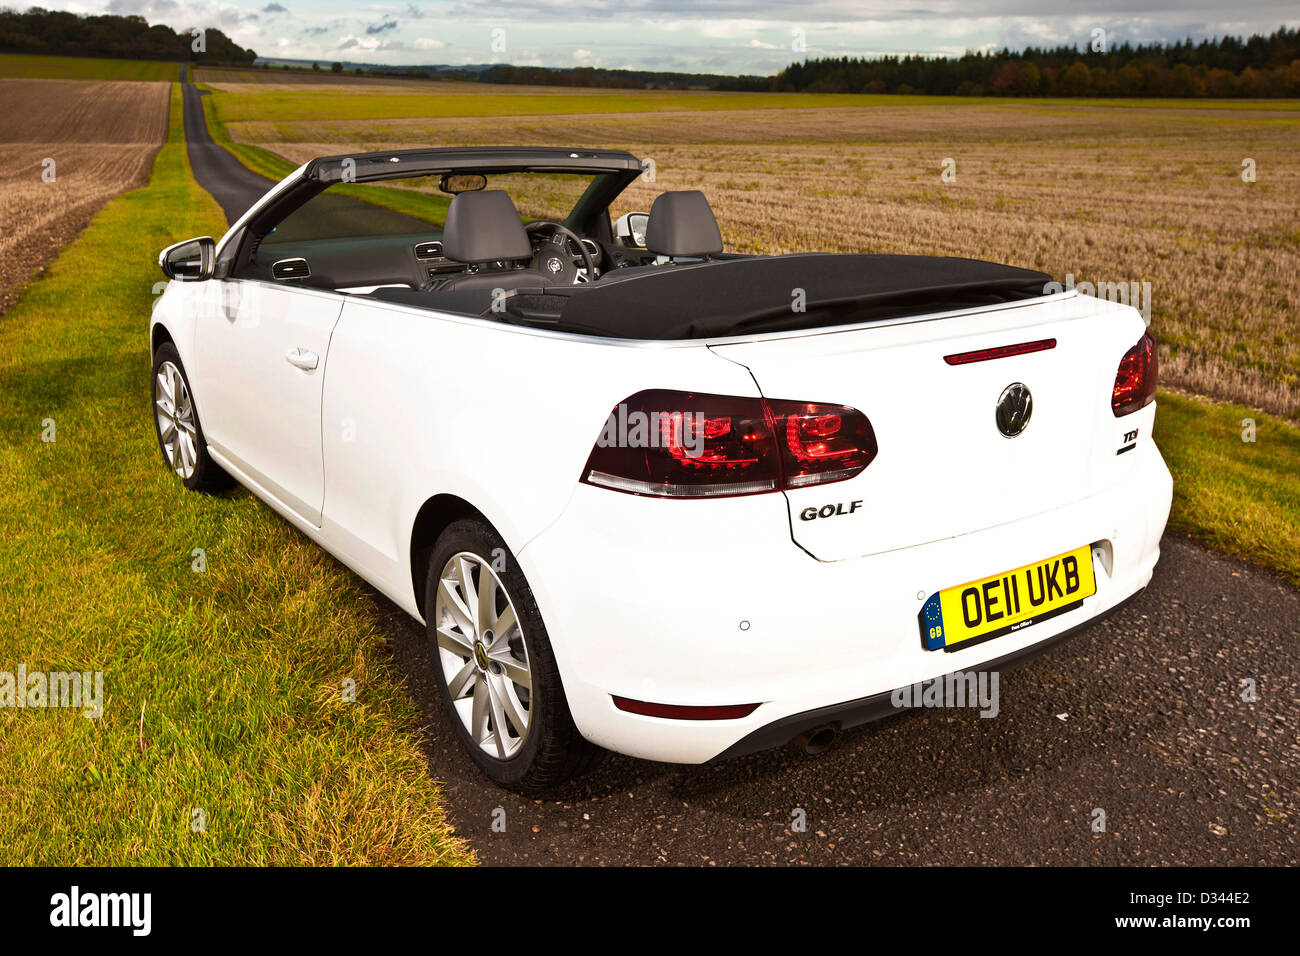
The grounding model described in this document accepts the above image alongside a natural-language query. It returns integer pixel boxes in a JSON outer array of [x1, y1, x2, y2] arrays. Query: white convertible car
[[151, 147, 1172, 790]]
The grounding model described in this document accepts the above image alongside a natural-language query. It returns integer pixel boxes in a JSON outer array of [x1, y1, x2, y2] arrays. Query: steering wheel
[[524, 220, 598, 284]]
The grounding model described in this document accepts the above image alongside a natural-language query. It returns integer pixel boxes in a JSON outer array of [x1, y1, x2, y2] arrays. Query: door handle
[[285, 347, 319, 371]]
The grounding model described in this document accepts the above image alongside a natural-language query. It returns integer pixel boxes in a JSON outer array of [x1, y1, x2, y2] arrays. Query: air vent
[[414, 241, 444, 260], [271, 257, 310, 280]]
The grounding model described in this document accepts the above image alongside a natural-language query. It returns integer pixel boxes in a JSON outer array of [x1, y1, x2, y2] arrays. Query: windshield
[[261, 170, 616, 246]]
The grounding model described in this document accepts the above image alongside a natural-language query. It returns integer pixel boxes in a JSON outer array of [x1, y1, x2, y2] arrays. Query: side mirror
[[158, 236, 216, 281], [613, 212, 649, 249]]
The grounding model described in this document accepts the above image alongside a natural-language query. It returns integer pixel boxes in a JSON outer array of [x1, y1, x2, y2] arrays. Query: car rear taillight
[[766, 398, 878, 488], [1111, 332, 1158, 417], [581, 389, 877, 498]]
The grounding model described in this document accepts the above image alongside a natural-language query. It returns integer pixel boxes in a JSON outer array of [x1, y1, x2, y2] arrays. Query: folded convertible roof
[[304, 146, 644, 183], [510, 254, 1057, 340]]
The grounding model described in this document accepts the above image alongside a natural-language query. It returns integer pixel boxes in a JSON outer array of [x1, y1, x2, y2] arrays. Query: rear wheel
[[426, 518, 603, 791], [151, 342, 230, 493]]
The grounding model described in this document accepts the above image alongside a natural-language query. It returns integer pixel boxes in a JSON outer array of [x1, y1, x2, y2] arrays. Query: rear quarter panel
[[318, 298, 761, 614]]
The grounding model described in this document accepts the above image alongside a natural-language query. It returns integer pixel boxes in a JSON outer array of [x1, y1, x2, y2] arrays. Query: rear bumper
[[519, 440, 1172, 764], [712, 586, 1143, 760]]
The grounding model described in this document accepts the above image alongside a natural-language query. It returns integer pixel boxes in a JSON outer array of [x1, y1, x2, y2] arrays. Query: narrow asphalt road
[[182, 78, 274, 225], [182, 87, 1299, 865]]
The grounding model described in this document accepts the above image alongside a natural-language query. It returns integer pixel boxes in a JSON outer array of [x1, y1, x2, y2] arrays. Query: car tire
[[151, 342, 231, 493], [425, 518, 604, 791]]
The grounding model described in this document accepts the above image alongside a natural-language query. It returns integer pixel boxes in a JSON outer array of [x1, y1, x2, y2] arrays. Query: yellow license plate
[[919, 545, 1096, 652]]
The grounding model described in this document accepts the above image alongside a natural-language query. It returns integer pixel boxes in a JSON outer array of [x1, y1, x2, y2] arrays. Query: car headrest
[[441, 190, 532, 263], [646, 190, 723, 258]]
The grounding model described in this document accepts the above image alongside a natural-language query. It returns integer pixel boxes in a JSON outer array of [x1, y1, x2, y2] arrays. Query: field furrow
[[0, 79, 170, 311]]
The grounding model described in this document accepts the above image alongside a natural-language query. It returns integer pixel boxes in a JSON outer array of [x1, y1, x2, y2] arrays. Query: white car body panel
[[150, 166, 1173, 766], [193, 280, 343, 526]]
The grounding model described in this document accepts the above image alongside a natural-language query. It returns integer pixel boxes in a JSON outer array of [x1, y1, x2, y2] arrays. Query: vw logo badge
[[996, 383, 1033, 438], [546, 257, 563, 274]]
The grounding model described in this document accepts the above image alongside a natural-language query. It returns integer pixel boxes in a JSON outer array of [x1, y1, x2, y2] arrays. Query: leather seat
[[645, 190, 723, 259], [437, 190, 556, 291]]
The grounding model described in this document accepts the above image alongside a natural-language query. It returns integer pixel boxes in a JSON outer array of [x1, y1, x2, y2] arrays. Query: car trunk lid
[[709, 292, 1147, 561]]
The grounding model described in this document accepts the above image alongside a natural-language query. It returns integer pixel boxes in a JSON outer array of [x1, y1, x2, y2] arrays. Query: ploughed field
[[208, 82, 1300, 418], [0, 78, 170, 310]]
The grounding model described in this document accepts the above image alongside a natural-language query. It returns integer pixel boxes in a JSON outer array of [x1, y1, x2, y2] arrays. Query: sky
[[41, 1, 1300, 74]]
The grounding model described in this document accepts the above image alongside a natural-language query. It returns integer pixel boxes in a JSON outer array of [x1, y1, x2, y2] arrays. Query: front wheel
[[426, 518, 604, 791], [151, 342, 231, 493]]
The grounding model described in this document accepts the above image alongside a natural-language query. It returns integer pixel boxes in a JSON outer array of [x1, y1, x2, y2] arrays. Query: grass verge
[[0, 84, 473, 865], [1155, 391, 1300, 587]]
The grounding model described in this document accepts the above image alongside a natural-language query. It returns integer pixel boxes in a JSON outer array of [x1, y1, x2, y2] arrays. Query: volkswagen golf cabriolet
[[150, 146, 1171, 790]]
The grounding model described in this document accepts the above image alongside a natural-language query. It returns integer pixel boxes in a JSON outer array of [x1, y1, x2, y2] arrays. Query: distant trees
[[750, 27, 1300, 97], [0, 8, 256, 63], [330, 62, 343, 73], [474, 64, 750, 90]]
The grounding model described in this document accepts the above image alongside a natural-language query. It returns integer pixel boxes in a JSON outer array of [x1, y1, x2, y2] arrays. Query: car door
[[193, 277, 344, 526]]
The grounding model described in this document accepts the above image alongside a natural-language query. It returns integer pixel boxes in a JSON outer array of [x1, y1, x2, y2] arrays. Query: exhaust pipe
[[795, 723, 838, 755]]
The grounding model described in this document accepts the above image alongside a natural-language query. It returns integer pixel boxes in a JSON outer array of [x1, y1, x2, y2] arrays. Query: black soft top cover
[[511, 254, 1054, 340]]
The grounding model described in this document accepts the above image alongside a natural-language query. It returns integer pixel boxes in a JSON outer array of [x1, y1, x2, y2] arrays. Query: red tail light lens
[[582, 389, 877, 498], [767, 399, 878, 488], [1111, 332, 1158, 417]]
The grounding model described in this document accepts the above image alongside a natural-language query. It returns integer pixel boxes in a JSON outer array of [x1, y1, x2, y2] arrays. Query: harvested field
[[229, 98, 1300, 417], [0, 78, 169, 311]]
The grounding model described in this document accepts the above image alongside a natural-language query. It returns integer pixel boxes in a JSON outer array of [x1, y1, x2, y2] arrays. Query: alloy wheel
[[154, 360, 198, 479], [434, 552, 533, 759]]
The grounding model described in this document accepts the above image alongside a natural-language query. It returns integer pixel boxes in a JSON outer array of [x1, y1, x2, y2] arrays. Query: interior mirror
[[159, 236, 216, 281], [439, 173, 488, 194], [613, 212, 649, 249]]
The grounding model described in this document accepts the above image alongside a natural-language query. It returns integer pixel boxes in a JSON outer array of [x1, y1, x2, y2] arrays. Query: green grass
[[204, 83, 1300, 126], [0, 52, 181, 81], [0, 85, 474, 866], [1155, 391, 1300, 586]]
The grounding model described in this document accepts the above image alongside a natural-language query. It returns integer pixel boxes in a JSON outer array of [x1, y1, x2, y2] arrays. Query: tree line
[[719, 27, 1300, 97], [0, 8, 256, 64], [2, 9, 1296, 98]]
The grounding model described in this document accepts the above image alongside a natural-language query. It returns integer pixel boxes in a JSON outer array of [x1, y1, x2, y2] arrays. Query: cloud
[[51, 0, 1300, 75], [337, 34, 384, 52], [105, 0, 178, 13]]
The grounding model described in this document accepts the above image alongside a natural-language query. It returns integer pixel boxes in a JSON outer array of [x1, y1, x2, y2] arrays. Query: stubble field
[[211, 86, 1300, 418], [0, 78, 170, 310]]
